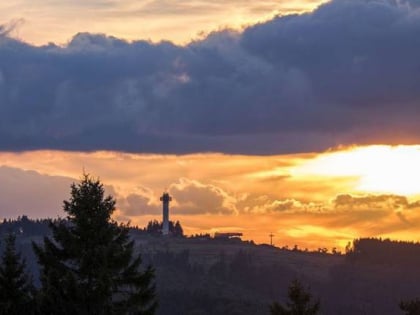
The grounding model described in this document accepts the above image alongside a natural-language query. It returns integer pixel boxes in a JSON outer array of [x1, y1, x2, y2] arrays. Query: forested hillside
[[1, 217, 420, 315]]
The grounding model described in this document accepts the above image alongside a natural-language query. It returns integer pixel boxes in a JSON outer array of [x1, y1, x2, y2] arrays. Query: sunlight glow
[[1, 145, 420, 250], [294, 145, 420, 196]]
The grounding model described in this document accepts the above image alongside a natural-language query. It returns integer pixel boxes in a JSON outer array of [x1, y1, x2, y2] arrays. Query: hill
[[1, 217, 420, 314]]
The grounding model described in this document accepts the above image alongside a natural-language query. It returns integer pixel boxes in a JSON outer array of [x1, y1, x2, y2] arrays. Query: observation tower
[[160, 192, 172, 236]]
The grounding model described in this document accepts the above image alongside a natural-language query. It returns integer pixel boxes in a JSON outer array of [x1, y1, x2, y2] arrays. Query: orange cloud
[[1, 145, 420, 250], [169, 178, 237, 215]]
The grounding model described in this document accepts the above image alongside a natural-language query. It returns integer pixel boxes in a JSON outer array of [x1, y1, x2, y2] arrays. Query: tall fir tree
[[270, 279, 320, 315], [0, 233, 35, 315], [33, 174, 157, 315]]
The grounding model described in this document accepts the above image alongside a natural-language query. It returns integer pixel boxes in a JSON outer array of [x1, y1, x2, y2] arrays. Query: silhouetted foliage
[[346, 238, 420, 266], [270, 279, 320, 315], [146, 220, 161, 236], [0, 216, 51, 237], [33, 174, 157, 314], [188, 233, 211, 240], [0, 216, 149, 239], [0, 233, 35, 315], [146, 220, 184, 237], [173, 221, 183, 237], [400, 298, 420, 315]]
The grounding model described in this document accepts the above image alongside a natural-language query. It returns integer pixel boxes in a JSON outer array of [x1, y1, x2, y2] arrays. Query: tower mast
[[160, 192, 172, 236]]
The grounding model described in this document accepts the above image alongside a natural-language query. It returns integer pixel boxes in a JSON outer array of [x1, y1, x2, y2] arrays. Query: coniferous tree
[[400, 298, 420, 315], [0, 233, 35, 315], [270, 279, 320, 315], [33, 174, 157, 315], [173, 221, 184, 237], [145, 220, 184, 237]]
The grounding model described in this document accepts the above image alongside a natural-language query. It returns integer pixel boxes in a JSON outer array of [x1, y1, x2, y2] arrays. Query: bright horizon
[[1, 144, 420, 251]]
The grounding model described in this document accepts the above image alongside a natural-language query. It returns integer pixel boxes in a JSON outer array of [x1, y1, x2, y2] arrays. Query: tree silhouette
[[145, 220, 184, 237], [0, 233, 35, 315], [33, 174, 157, 315], [400, 298, 420, 315], [173, 221, 184, 237], [270, 279, 320, 315]]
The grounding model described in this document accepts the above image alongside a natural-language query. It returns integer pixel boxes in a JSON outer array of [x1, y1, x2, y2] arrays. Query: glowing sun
[[294, 145, 420, 196]]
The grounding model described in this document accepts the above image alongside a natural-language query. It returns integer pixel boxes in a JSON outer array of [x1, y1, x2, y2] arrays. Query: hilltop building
[[214, 232, 243, 240]]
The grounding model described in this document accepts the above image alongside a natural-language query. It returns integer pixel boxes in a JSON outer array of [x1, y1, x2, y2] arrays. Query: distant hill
[[1, 216, 420, 315]]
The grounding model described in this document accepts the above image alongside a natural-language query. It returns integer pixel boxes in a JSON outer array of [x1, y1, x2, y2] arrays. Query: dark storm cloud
[[1, 0, 420, 154]]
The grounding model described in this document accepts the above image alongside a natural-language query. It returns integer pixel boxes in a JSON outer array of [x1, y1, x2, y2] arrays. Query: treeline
[[346, 237, 420, 266], [145, 220, 184, 237], [0, 216, 52, 237], [1, 216, 184, 238]]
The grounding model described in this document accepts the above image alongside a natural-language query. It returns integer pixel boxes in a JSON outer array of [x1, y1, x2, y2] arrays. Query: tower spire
[[160, 192, 172, 236]]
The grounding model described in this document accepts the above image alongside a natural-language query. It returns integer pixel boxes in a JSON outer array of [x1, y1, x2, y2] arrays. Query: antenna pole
[[269, 233, 274, 246]]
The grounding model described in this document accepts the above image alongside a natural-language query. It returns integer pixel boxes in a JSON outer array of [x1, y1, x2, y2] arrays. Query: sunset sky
[[1, 0, 420, 250]]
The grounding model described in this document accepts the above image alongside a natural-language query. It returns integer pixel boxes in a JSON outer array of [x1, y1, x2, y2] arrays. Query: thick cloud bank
[[1, 0, 420, 154]]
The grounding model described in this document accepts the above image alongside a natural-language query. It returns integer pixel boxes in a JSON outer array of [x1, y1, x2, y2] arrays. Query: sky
[[1, 0, 420, 250], [0, 0, 327, 46]]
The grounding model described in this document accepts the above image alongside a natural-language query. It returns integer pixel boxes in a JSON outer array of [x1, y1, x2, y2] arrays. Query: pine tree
[[270, 279, 320, 315], [173, 221, 184, 237], [0, 233, 35, 315], [33, 174, 157, 315]]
